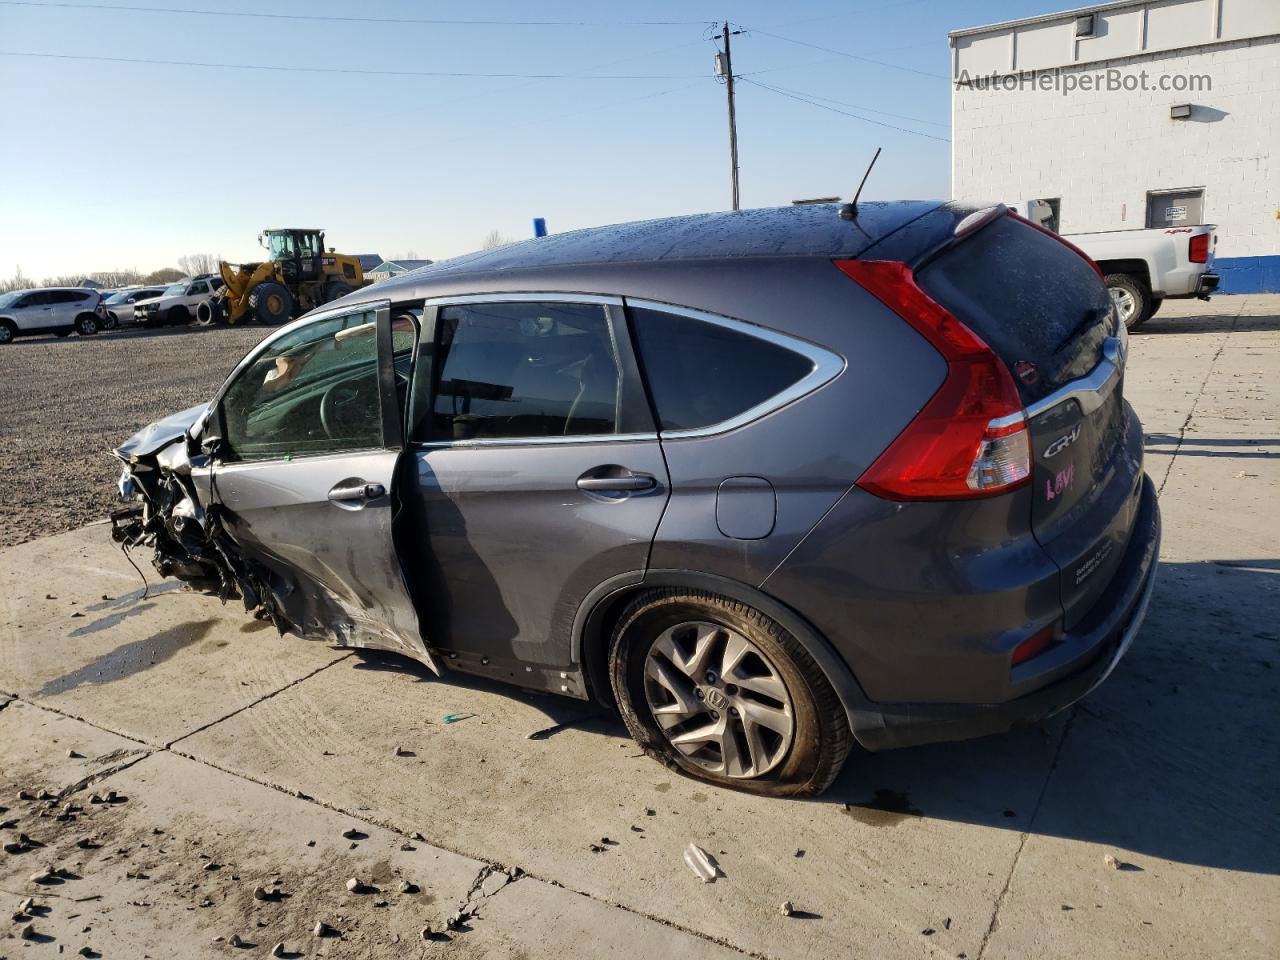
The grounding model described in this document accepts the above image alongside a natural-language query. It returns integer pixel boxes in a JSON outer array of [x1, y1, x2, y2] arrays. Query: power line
[[0, 50, 707, 80], [740, 77, 950, 143], [0, 1, 712, 27], [737, 24, 949, 80], [750, 80, 949, 128]]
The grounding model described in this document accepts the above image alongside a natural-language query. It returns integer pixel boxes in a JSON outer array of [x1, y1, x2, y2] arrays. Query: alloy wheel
[[1109, 286, 1136, 324], [642, 620, 795, 778]]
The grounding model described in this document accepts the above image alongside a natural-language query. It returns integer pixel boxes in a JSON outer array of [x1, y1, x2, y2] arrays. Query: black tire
[[609, 588, 851, 797], [102, 311, 118, 331], [323, 281, 355, 304], [193, 299, 223, 328], [166, 305, 189, 327], [74, 313, 99, 336], [249, 282, 294, 326], [1104, 273, 1151, 331], [1147, 297, 1164, 320], [0, 320, 14, 345]]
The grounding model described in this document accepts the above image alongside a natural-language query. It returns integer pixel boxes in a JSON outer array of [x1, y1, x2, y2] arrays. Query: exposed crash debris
[[683, 843, 721, 883]]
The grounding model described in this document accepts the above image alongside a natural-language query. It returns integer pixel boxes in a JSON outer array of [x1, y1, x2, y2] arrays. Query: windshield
[[267, 232, 296, 260], [163, 283, 186, 297], [0, 290, 28, 308]]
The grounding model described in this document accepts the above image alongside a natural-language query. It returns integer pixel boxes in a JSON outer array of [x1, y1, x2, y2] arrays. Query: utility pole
[[719, 21, 740, 211]]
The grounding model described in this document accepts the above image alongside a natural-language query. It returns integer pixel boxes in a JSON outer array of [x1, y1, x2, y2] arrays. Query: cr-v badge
[[1044, 425, 1081, 459]]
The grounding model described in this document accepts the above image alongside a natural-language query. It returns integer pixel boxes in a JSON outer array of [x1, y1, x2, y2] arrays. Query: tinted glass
[[189, 281, 209, 294], [221, 311, 382, 461], [419, 301, 621, 442], [916, 215, 1114, 403], [628, 307, 814, 432]]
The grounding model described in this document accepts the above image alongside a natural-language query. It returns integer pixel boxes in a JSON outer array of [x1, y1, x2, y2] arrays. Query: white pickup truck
[[1010, 200, 1219, 330]]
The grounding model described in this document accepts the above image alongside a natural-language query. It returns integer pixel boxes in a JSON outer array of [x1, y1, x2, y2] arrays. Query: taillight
[[1189, 233, 1210, 263], [1007, 210, 1103, 279], [835, 259, 1030, 501]]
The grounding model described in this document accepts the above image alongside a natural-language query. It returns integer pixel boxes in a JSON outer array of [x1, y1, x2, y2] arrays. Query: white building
[[950, 0, 1279, 292]]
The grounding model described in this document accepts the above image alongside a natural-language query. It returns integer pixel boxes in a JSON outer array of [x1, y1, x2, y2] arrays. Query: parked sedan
[[102, 286, 168, 327], [112, 202, 1159, 796]]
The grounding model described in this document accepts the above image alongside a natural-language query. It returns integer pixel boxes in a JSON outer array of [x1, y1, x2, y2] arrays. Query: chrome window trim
[[413, 432, 659, 450], [413, 292, 637, 450], [1025, 335, 1125, 420], [623, 297, 847, 440], [422, 291, 624, 308]]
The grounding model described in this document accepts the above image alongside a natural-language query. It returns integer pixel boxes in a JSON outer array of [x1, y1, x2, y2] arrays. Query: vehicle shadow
[[1140, 310, 1279, 335], [815, 557, 1280, 876], [352, 554, 1278, 876]]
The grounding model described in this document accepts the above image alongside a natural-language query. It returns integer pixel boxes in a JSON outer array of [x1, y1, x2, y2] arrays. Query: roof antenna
[[839, 147, 882, 221]]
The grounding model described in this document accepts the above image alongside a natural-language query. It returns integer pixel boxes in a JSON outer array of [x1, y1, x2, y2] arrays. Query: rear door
[[400, 294, 668, 690], [211, 301, 436, 667], [916, 213, 1143, 625]]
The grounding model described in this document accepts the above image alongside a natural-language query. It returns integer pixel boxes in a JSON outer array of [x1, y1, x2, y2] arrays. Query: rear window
[[629, 307, 814, 432], [917, 216, 1113, 402]]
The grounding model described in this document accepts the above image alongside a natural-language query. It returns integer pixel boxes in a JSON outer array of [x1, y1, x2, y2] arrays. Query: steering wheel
[[319, 376, 373, 439]]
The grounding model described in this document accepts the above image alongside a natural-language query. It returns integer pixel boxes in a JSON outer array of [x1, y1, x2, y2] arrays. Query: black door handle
[[327, 479, 386, 504], [576, 472, 656, 492]]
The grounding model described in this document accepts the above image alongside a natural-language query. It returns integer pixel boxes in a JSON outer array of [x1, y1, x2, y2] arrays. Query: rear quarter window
[[628, 306, 815, 432]]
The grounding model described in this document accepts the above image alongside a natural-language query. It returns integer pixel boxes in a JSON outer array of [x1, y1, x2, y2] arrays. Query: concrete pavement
[[2, 295, 1277, 959]]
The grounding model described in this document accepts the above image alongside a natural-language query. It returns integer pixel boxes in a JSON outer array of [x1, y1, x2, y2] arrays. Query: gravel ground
[[0, 325, 271, 549]]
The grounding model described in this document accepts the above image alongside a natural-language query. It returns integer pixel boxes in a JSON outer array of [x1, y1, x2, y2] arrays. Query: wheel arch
[[573, 568, 881, 743], [1094, 259, 1151, 289]]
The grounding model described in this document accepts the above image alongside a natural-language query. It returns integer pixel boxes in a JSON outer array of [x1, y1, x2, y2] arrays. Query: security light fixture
[[1075, 14, 1096, 37], [1170, 103, 1193, 120]]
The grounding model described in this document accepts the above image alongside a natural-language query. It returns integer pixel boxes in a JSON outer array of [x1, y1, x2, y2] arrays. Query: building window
[[1146, 189, 1204, 229]]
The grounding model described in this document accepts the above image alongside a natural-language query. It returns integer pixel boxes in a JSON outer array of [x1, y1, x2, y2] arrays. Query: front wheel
[[1104, 273, 1152, 331], [249, 282, 294, 326], [166, 305, 189, 327], [609, 589, 851, 797], [0, 321, 14, 345], [323, 281, 355, 304]]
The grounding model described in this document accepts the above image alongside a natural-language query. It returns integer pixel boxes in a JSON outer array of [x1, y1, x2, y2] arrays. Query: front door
[[401, 294, 669, 691], [211, 302, 436, 668]]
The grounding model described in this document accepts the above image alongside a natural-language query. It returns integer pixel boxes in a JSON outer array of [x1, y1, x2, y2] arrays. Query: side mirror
[[198, 405, 226, 457]]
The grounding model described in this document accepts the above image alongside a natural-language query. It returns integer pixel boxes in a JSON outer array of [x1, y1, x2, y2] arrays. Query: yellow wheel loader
[[195, 228, 370, 327]]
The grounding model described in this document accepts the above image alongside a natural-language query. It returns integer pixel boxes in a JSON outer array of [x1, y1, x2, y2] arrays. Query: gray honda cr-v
[[113, 200, 1160, 796]]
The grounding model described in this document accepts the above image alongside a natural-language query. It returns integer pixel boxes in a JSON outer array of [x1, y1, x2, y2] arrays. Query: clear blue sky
[[0, 0, 1056, 279]]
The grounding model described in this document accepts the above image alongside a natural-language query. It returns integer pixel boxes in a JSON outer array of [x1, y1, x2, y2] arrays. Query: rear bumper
[[851, 473, 1160, 751], [1195, 272, 1220, 299]]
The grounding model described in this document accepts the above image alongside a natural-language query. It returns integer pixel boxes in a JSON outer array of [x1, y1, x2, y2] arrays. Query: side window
[[189, 281, 209, 295], [221, 310, 383, 461], [416, 301, 623, 442], [629, 307, 815, 432], [18, 292, 46, 308]]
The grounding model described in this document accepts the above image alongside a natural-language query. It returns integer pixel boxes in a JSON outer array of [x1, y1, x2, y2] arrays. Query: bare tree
[[145, 267, 185, 284], [0, 265, 30, 293], [176, 253, 222, 277], [480, 230, 511, 251]]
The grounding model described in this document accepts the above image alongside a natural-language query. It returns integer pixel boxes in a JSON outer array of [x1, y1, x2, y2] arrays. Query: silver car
[[0, 287, 104, 343], [102, 286, 168, 327]]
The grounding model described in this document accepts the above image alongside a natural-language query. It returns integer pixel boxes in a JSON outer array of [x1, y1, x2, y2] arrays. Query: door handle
[[327, 479, 386, 505], [576, 473, 656, 492]]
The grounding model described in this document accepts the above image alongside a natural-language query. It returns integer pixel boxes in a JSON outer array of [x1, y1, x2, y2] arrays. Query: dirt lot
[[0, 325, 270, 549]]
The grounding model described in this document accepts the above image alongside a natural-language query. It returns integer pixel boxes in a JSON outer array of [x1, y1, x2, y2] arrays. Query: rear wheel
[[609, 589, 851, 797], [250, 282, 294, 326], [1104, 273, 1151, 331], [0, 321, 14, 345], [74, 313, 99, 336], [166, 305, 189, 327]]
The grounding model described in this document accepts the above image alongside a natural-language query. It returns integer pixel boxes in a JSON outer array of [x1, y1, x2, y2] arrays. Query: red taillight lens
[[1189, 233, 1210, 263], [1011, 621, 1060, 666], [835, 259, 1030, 501], [1007, 210, 1103, 279]]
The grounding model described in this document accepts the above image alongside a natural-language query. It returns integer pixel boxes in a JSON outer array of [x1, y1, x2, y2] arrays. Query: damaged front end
[[109, 406, 290, 631]]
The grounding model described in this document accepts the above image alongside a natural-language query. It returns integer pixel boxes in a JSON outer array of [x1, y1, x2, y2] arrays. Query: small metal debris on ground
[[270, 942, 286, 957], [780, 901, 794, 917], [228, 933, 243, 947], [683, 843, 721, 883], [442, 712, 474, 724]]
